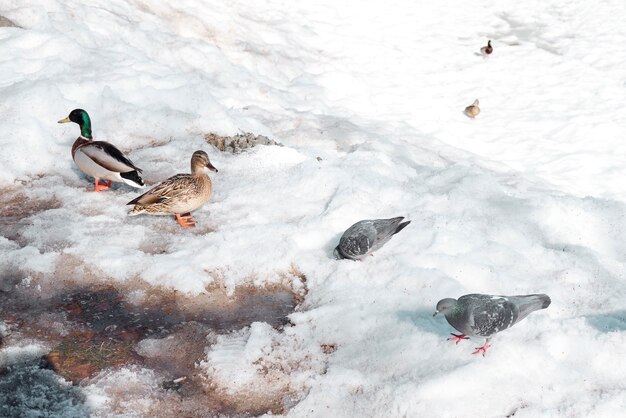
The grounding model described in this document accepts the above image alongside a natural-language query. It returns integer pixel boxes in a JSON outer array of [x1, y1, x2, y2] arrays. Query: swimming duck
[[58, 109, 145, 191], [127, 150, 217, 228], [464, 99, 480, 118], [480, 40, 493, 57]]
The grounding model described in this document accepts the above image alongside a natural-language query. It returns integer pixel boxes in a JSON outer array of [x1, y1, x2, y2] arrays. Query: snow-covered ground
[[1, 0, 626, 416]]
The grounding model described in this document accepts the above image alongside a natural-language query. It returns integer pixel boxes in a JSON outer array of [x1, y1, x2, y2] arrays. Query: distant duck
[[464, 99, 480, 118], [58, 109, 144, 192], [480, 40, 493, 57], [127, 150, 217, 228]]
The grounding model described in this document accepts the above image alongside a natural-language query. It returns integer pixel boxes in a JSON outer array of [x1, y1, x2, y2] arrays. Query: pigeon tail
[[514, 294, 551, 322], [394, 220, 411, 234]]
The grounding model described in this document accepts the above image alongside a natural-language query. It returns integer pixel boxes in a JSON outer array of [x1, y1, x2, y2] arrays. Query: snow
[[200, 322, 325, 411], [1, 0, 626, 416]]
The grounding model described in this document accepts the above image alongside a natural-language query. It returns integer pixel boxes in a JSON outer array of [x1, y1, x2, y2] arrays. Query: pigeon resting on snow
[[334, 217, 410, 260], [433, 293, 551, 356]]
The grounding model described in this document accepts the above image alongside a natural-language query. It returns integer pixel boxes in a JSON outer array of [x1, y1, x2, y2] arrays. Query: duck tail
[[120, 170, 145, 188], [127, 206, 145, 217]]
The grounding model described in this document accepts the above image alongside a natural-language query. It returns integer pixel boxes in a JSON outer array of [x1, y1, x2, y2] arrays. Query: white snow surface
[[1, 0, 626, 416]]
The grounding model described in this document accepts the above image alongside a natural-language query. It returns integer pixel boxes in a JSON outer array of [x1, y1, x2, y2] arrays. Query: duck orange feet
[[175, 213, 196, 228], [90, 178, 112, 192]]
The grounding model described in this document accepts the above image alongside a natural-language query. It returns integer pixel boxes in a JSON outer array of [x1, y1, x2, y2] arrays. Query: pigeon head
[[433, 298, 457, 316]]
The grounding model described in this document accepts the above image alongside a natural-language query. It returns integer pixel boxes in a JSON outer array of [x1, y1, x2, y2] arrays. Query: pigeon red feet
[[447, 333, 469, 344], [175, 213, 196, 228], [90, 178, 112, 192], [472, 340, 491, 357]]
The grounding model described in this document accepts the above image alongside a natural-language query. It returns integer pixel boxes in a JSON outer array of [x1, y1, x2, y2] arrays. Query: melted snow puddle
[[0, 282, 297, 416], [0, 188, 305, 415]]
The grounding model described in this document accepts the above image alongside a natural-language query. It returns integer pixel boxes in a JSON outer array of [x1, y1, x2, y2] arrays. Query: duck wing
[[127, 174, 195, 205], [80, 141, 142, 173]]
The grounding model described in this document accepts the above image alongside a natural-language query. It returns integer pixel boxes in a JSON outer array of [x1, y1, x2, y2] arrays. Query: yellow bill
[[57, 117, 71, 123]]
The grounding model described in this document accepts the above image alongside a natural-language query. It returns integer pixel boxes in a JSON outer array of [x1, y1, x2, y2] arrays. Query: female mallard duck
[[464, 99, 480, 118], [127, 150, 217, 228], [480, 40, 493, 57], [58, 109, 145, 192]]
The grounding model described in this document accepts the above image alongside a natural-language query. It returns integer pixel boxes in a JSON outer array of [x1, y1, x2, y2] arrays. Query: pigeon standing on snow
[[480, 40, 493, 57], [334, 217, 411, 260], [433, 293, 551, 356]]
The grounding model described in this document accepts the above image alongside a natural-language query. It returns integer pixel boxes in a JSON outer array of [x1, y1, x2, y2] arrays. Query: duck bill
[[432, 311, 439, 317], [57, 117, 71, 123], [206, 162, 218, 173]]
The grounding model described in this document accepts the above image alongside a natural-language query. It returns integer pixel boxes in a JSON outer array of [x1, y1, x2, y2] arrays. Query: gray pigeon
[[334, 217, 410, 260], [433, 293, 551, 355]]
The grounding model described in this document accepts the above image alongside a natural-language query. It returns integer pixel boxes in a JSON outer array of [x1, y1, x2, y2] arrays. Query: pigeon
[[433, 293, 551, 355], [480, 40, 493, 57], [464, 99, 480, 118], [334, 217, 411, 260]]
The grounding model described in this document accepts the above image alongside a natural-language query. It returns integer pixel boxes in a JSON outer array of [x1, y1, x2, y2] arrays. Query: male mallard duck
[[464, 99, 480, 118], [127, 150, 217, 228], [58, 109, 145, 192], [480, 40, 493, 57]]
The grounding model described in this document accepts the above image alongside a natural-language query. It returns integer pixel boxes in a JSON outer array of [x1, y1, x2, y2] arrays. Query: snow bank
[[1, 0, 625, 416]]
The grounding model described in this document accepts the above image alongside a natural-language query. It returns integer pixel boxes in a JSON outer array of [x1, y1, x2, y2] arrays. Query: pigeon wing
[[338, 221, 378, 259], [467, 296, 519, 337], [369, 217, 409, 251]]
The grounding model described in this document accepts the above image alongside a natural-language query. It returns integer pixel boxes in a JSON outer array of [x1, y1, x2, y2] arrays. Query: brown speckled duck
[[464, 99, 480, 119], [58, 109, 145, 192], [127, 150, 217, 228], [480, 40, 493, 57]]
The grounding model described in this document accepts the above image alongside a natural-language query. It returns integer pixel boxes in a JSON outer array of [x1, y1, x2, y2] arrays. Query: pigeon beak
[[57, 116, 71, 124], [432, 310, 439, 317]]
